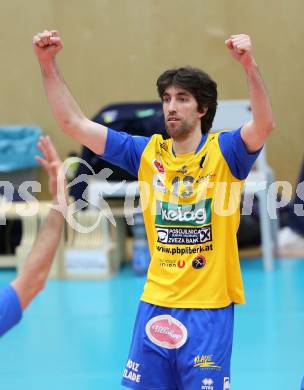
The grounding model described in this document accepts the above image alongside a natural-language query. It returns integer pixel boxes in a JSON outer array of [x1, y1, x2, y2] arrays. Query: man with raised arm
[[0, 136, 66, 337], [33, 30, 274, 390]]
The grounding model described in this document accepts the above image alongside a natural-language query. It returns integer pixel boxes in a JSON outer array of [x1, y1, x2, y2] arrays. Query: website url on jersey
[[156, 244, 213, 255]]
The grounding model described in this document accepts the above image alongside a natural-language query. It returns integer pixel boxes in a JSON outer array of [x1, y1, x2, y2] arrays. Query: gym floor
[[1, 258, 303, 390]]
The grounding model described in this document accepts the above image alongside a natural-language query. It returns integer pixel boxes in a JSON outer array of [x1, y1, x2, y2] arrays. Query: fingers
[[225, 34, 252, 53], [33, 30, 63, 49], [37, 135, 61, 163], [35, 156, 45, 166], [225, 39, 233, 50], [43, 136, 61, 161], [50, 30, 59, 37], [37, 136, 52, 162], [37, 135, 62, 190], [35, 155, 51, 175]]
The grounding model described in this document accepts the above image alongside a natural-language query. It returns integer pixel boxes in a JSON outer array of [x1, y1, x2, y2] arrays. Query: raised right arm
[[33, 30, 107, 155]]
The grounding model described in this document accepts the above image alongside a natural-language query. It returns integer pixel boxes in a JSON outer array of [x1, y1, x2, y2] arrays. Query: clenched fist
[[33, 30, 63, 64], [225, 34, 256, 69]]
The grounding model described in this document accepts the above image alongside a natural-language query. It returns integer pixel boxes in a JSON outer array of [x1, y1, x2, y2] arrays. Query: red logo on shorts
[[145, 315, 188, 349], [153, 160, 165, 174]]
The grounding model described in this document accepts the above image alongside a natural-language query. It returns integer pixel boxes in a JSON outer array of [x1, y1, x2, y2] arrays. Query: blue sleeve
[[101, 128, 150, 177], [0, 285, 22, 337], [219, 128, 262, 180]]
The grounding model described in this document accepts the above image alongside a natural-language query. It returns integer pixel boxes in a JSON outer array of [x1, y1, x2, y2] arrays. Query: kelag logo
[[155, 199, 212, 227]]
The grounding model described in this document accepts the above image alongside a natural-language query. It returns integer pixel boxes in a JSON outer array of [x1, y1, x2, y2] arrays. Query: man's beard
[[165, 119, 193, 141]]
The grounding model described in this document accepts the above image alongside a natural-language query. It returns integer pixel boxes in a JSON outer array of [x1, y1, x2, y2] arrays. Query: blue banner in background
[[0, 126, 42, 172]]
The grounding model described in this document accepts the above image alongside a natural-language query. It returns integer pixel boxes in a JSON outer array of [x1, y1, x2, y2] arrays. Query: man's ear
[[198, 106, 208, 118]]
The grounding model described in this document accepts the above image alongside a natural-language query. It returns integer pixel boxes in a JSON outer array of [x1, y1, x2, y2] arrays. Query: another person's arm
[[10, 210, 64, 310], [33, 30, 107, 155], [11, 136, 66, 310], [0, 136, 65, 336], [225, 34, 275, 152]]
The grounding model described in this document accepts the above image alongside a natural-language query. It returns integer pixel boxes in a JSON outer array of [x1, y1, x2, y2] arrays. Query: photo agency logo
[[0, 180, 41, 225], [52, 156, 128, 233], [0, 156, 303, 232], [0, 156, 149, 232], [0, 157, 123, 233]]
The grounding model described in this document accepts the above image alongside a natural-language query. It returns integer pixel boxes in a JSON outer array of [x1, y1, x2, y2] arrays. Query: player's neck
[[172, 127, 202, 155]]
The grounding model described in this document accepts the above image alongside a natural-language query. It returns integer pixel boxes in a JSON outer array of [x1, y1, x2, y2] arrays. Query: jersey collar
[[171, 133, 208, 157]]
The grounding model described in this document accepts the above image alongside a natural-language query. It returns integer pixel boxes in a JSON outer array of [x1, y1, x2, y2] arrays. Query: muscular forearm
[[240, 62, 275, 152], [40, 60, 86, 135], [40, 60, 107, 154], [225, 34, 275, 152], [245, 63, 275, 135], [11, 206, 65, 309]]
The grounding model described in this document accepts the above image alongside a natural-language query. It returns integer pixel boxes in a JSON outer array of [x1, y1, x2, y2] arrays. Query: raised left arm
[[225, 34, 275, 152], [11, 136, 66, 309]]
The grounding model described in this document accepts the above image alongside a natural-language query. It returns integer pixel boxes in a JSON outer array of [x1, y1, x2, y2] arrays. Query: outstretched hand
[[36, 136, 65, 201], [225, 34, 256, 69], [33, 30, 63, 63]]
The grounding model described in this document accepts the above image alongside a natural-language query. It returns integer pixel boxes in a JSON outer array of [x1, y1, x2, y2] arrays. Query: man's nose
[[168, 98, 177, 112]]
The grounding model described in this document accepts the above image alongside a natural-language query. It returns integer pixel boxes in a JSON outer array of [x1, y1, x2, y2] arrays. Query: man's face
[[162, 86, 205, 140]]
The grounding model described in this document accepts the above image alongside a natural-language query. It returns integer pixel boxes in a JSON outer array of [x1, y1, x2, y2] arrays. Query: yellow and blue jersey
[[102, 128, 261, 308]]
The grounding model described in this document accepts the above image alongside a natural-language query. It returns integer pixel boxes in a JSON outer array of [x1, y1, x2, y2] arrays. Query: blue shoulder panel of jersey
[[219, 128, 262, 180], [0, 284, 22, 337], [101, 128, 150, 178]]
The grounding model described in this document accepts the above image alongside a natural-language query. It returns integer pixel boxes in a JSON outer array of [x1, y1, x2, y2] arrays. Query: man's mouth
[[167, 117, 180, 122]]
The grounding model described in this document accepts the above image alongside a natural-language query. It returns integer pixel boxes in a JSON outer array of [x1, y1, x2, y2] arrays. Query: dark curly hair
[[156, 66, 218, 135]]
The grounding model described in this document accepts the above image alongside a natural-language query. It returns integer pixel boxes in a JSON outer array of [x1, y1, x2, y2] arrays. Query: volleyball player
[[33, 31, 274, 389]]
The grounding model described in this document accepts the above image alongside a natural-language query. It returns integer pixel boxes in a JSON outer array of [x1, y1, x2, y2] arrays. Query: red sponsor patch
[[145, 315, 188, 349], [153, 160, 165, 174], [177, 260, 185, 268]]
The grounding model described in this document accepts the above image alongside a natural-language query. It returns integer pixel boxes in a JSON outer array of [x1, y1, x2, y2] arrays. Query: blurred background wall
[[0, 0, 303, 198]]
